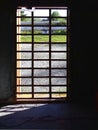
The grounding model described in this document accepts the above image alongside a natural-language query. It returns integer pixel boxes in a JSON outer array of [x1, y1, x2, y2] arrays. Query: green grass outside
[[21, 35, 67, 42]]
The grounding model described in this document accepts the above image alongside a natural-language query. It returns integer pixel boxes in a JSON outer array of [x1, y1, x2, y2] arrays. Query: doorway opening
[[16, 7, 70, 102]]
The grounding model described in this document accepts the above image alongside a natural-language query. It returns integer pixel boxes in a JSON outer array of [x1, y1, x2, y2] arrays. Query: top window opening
[[16, 7, 69, 102], [17, 7, 68, 16]]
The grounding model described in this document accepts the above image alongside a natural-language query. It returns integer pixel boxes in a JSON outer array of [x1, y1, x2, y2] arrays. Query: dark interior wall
[[0, 7, 11, 100], [0, 1, 16, 101], [0, 0, 97, 105], [71, 1, 98, 105]]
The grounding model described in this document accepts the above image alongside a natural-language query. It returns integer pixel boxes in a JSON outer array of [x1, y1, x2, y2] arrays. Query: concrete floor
[[0, 103, 97, 129]]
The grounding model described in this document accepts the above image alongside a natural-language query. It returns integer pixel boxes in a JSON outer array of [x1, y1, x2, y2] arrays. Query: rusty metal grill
[[16, 7, 69, 101]]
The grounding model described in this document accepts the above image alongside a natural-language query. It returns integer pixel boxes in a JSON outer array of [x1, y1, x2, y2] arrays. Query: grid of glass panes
[[16, 7, 68, 101]]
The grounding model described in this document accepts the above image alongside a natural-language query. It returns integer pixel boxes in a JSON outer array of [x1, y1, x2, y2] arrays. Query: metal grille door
[[16, 7, 69, 101]]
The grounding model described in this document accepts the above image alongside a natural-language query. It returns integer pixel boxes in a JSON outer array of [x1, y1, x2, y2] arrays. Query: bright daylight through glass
[[16, 7, 69, 101]]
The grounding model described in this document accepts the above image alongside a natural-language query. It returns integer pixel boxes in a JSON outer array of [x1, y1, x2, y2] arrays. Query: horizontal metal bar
[[16, 59, 67, 61], [16, 51, 32, 52], [16, 67, 32, 69], [33, 42, 67, 44], [34, 16, 67, 19], [17, 34, 32, 35], [33, 51, 67, 53], [34, 59, 67, 61], [16, 76, 32, 78], [16, 16, 32, 18], [50, 51, 67, 53], [16, 67, 67, 69], [33, 59, 67, 61], [16, 51, 67, 53], [34, 84, 67, 86], [16, 16, 68, 19], [16, 42, 67, 44], [16, 25, 68, 27], [34, 34, 67, 36], [35, 42, 67, 44], [16, 59, 32, 61], [16, 92, 67, 94], [16, 42, 32, 44], [33, 67, 67, 69], [16, 76, 67, 78], [16, 85, 32, 86], [16, 85, 67, 87], [16, 84, 67, 86], [16, 25, 32, 27], [17, 33, 68, 36], [34, 25, 67, 27]]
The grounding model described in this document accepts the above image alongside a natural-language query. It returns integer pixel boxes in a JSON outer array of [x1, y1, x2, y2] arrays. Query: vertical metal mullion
[[32, 11, 34, 99], [49, 8, 52, 99], [15, 11, 17, 99], [66, 8, 70, 99]]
